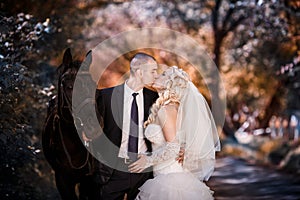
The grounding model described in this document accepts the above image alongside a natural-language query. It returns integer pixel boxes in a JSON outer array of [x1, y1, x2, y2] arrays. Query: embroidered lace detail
[[146, 141, 180, 167], [145, 129, 162, 144]]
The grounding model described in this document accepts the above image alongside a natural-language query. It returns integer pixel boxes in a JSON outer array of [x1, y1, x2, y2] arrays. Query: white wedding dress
[[136, 124, 214, 200]]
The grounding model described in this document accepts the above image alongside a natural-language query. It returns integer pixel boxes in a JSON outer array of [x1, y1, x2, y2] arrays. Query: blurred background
[[0, 0, 299, 199]]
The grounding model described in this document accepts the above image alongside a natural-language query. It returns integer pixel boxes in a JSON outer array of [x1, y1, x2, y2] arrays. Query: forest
[[0, 0, 299, 199]]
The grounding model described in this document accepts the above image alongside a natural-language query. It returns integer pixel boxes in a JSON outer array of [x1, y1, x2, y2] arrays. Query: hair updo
[[144, 66, 190, 127]]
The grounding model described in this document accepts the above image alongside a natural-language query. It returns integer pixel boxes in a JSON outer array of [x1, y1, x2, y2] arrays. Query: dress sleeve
[[145, 140, 180, 168]]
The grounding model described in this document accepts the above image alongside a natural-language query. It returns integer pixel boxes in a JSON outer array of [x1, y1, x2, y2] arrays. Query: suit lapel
[[143, 88, 154, 152], [111, 84, 124, 130], [143, 88, 151, 122], [111, 85, 154, 151]]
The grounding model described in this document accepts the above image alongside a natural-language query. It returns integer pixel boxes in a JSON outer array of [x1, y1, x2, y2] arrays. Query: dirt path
[[207, 157, 300, 200]]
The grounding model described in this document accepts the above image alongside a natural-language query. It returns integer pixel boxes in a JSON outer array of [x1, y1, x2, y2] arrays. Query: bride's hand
[[128, 154, 148, 173]]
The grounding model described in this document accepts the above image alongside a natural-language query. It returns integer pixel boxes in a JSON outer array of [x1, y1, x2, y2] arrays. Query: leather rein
[[54, 73, 93, 170]]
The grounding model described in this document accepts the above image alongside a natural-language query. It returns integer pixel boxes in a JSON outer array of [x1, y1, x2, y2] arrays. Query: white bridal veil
[[177, 81, 221, 181]]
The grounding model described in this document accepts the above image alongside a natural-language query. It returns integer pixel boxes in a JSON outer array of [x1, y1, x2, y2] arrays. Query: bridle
[[55, 68, 93, 170], [58, 72, 74, 122]]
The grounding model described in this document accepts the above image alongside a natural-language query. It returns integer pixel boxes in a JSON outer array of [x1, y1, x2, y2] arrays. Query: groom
[[92, 53, 159, 200]]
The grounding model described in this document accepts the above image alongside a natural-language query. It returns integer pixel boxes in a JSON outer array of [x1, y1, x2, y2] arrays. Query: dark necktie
[[128, 93, 139, 161]]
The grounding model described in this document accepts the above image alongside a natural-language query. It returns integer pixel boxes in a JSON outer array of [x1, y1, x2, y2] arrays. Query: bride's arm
[[129, 104, 180, 173]]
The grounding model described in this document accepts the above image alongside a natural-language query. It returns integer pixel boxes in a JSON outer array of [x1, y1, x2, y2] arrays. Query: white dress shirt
[[118, 82, 147, 159]]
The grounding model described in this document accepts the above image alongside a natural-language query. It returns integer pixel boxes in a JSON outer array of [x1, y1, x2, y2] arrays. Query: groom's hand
[[82, 131, 92, 142], [82, 131, 92, 147]]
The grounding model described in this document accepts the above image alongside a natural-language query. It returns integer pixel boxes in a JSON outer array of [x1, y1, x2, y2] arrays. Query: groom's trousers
[[100, 159, 152, 200]]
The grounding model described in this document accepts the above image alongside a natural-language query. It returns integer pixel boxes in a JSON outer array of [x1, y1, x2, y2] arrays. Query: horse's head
[[56, 49, 95, 125], [56, 48, 81, 119]]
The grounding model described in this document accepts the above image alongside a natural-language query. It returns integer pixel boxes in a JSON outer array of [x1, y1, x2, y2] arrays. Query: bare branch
[[226, 14, 248, 33], [221, 2, 236, 32], [212, 0, 222, 31]]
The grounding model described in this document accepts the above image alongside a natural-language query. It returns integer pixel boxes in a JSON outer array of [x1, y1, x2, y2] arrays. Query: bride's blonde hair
[[144, 66, 190, 127]]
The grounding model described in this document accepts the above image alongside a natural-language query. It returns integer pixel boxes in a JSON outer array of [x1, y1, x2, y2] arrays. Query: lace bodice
[[144, 124, 184, 176], [144, 124, 166, 148]]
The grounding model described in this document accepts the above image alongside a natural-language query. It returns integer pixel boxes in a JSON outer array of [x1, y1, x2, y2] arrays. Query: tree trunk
[[259, 83, 285, 128]]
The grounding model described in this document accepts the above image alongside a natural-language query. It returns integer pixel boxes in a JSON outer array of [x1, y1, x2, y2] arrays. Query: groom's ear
[[136, 68, 143, 78]]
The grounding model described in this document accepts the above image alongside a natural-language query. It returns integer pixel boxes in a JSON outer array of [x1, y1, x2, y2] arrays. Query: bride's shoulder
[[157, 103, 179, 122], [160, 102, 179, 112]]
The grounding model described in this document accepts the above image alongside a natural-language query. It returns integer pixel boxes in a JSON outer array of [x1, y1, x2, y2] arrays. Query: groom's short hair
[[130, 53, 156, 72]]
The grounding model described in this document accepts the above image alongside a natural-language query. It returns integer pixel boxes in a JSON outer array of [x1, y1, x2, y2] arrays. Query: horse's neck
[[56, 88, 73, 123], [58, 107, 74, 123]]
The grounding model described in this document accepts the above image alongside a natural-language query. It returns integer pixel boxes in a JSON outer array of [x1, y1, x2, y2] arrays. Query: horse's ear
[[86, 50, 92, 58], [57, 48, 72, 75], [63, 48, 72, 68], [81, 50, 92, 71], [85, 50, 92, 65]]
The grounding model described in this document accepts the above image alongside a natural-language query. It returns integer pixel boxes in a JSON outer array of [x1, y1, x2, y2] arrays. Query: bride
[[128, 66, 221, 199]]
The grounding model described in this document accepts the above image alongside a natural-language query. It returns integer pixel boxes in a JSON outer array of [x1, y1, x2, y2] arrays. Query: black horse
[[42, 49, 98, 200]]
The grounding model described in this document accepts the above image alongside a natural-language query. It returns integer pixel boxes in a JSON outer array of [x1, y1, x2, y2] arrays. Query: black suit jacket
[[94, 84, 158, 184]]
